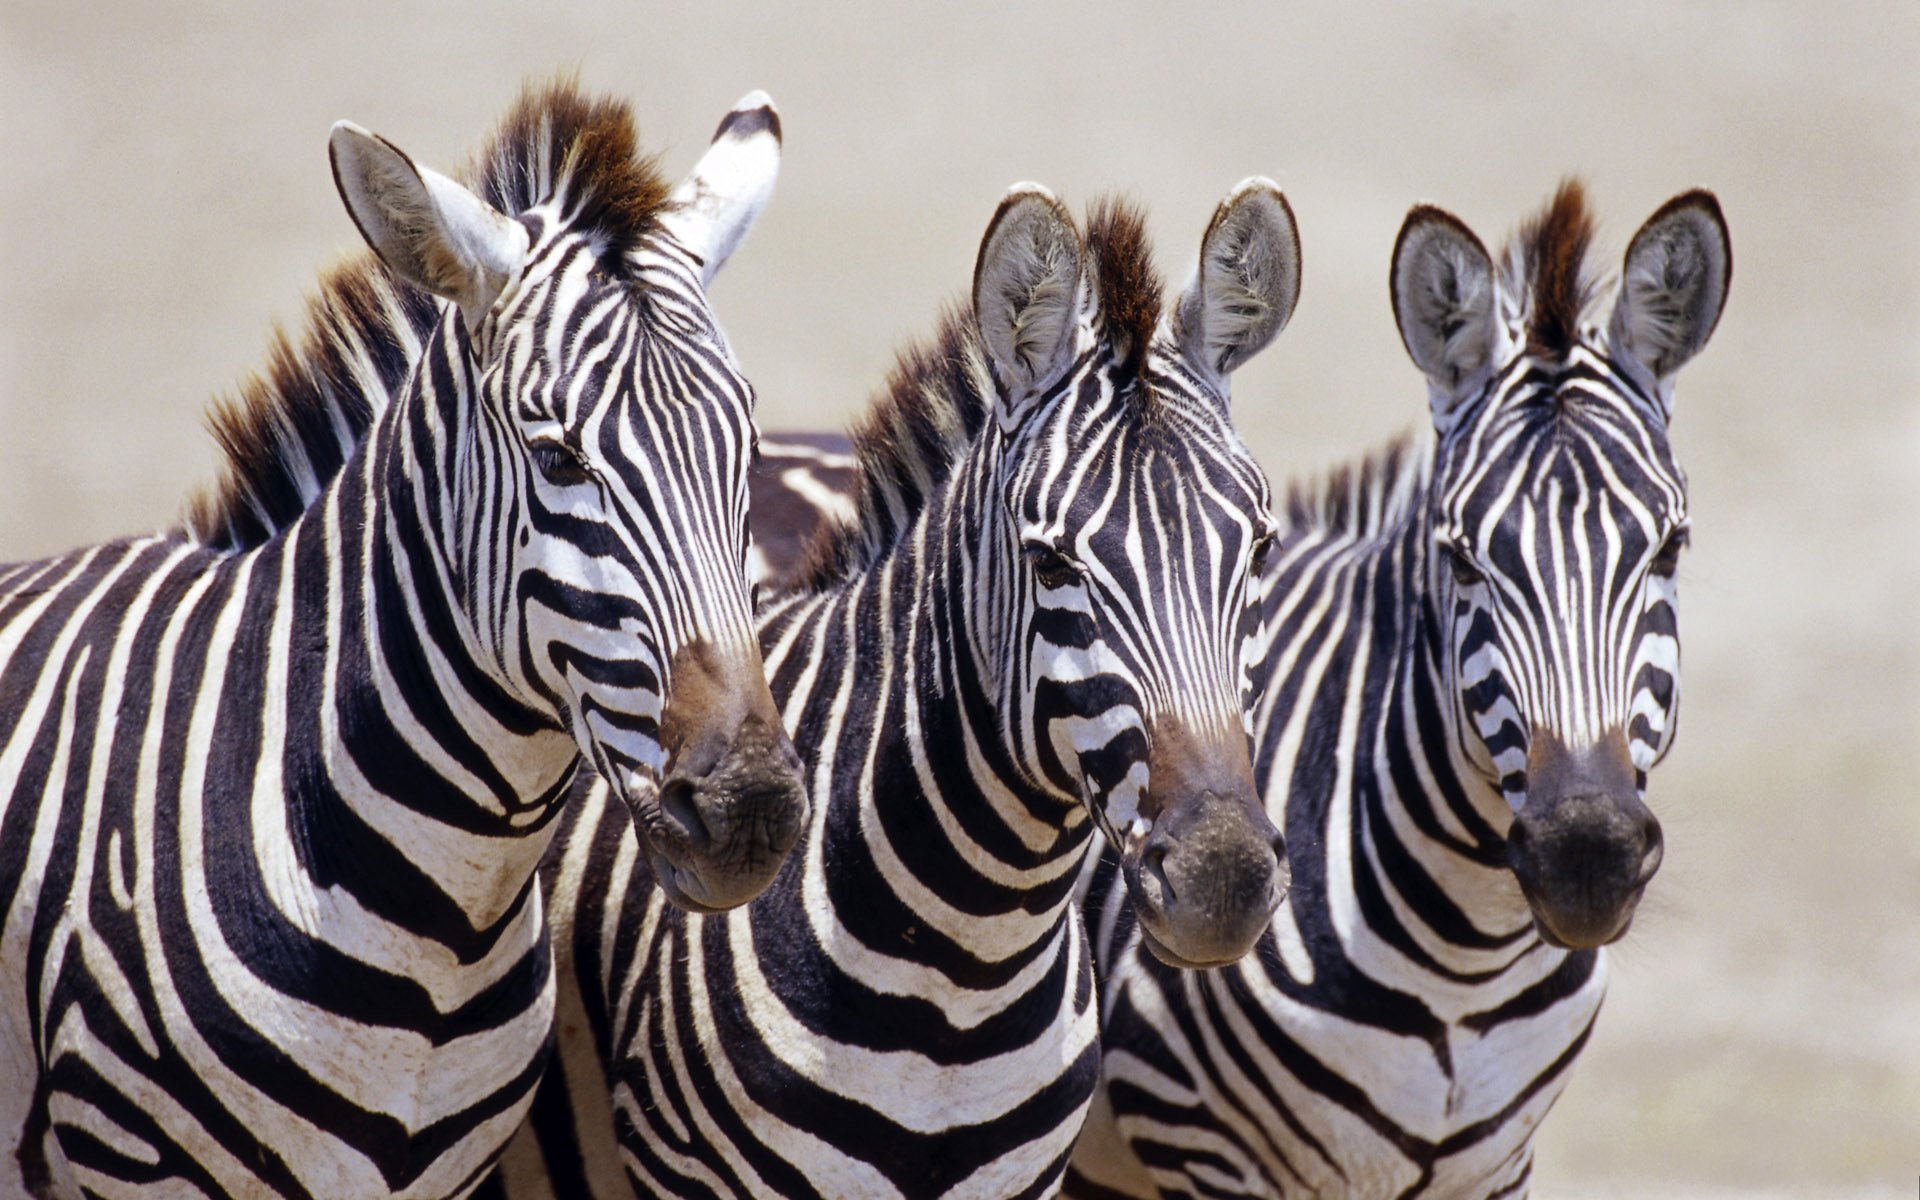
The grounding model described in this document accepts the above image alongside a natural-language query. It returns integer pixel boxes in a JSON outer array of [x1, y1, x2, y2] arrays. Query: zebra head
[[327, 91, 806, 912], [1391, 182, 1730, 948], [970, 183, 1298, 968]]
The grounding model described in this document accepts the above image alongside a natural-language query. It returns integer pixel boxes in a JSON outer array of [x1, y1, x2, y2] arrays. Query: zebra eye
[[1249, 531, 1277, 576], [530, 440, 593, 487], [1023, 541, 1082, 590], [1649, 528, 1689, 577], [1443, 543, 1485, 588]]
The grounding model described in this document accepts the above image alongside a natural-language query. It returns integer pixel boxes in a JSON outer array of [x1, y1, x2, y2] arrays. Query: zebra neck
[[1339, 505, 1561, 994], [764, 492, 1092, 996], [284, 365, 577, 944]]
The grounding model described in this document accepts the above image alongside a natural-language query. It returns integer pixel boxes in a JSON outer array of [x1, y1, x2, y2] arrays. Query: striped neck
[[1282, 447, 1562, 999], [285, 319, 578, 944]]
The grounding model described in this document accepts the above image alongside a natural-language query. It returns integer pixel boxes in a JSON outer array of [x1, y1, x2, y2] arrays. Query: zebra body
[[1071, 183, 1731, 1199], [491, 181, 1304, 1198], [0, 82, 801, 1199]]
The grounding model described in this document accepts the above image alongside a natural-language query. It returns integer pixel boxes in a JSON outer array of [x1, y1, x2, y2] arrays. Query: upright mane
[[184, 77, 672, 552], [789, 307, 994, 591], [789, 197, 1166, 591], [1504, 178, 1599, 358], [1281, 430, 1429, 545]]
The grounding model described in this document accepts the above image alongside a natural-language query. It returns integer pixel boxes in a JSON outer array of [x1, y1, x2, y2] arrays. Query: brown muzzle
[[631, 638, 808, 913]]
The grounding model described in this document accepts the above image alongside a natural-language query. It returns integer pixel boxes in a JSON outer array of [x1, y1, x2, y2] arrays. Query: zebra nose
[[1128, 793, 1287, 969], [655, 713, 808, 912]]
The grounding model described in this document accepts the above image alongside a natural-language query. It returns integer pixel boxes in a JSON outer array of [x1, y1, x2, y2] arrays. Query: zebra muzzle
[[626, 640, 811, 913], [1508, 730, 1665, 949], [1123, 788, 1289, 970]]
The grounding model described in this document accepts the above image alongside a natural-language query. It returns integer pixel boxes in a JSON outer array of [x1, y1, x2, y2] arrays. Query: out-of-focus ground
[[2, 2, 1914, 1194]]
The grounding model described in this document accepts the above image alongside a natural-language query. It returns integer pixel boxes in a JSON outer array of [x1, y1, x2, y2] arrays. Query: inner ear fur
[[1610, 190, 1731, 381], [1176, 178, 1302, 381], [329, 121, 528, 328], [972, 186, 1084, 399], [1391, 205, 1497, 396]]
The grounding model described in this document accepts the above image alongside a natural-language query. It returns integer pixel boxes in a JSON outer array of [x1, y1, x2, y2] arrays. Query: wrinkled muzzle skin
[[640, 638, 808, 912], [1116, 719, 1289, 969], [1507, 729, 1663, 948]]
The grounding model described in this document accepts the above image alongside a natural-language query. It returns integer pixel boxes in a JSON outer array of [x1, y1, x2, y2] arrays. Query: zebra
[[1068, 182, 1732, 1198], [486, 179, 1305, 1199], [0, 80, 808, 1199]]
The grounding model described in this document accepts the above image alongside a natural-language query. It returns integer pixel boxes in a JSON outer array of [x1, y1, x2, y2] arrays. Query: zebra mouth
[[1135, 921, 1245, 971], [649, 856, 734, 916]]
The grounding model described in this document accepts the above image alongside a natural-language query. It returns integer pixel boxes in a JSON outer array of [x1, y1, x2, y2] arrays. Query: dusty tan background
[[2, 2, 1915, 1194]]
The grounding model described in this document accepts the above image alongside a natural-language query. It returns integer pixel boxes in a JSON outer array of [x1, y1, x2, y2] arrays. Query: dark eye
[[1443, 543, 1485, 588], [1649, 528, 1689, 576], [530, 440, 593, 487], [1023, 540, 1081, 590], [1249, 531, 1277, 576]]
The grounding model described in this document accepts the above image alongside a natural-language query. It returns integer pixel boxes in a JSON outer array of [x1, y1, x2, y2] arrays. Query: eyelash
[[530, 440, 592, 487]]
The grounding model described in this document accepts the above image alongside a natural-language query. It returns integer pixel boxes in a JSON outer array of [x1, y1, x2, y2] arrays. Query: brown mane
[[1085, 197, 1162, 374], [185, 76, 671, 552], [1512, 178, 1599, 357]]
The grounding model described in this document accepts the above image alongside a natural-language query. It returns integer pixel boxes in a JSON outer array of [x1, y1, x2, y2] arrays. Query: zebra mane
[[1085, 198, 1162, 374], [183, 77, 672, 553], [1505, 178, 1600, 358], [788, 198, 1168, 592], [1281, 429, 1430, 544], [789, 305, 995, 591]]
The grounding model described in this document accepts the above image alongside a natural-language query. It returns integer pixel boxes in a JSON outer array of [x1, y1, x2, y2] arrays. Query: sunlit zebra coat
[[0, 81, 802, 1199]]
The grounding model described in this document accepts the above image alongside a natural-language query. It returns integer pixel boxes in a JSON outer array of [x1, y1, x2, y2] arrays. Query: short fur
[[1085, 197, 1163, 373], [1511, 178, 1598, 357], [185, 77, 672, 553]]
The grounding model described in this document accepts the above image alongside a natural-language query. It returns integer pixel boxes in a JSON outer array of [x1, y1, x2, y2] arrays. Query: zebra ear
[[1173, 178, 1302, 387], [659, 91, 782, 287], [1609, 190, 1731, 388], [329, 121, 529, 332], [1391, 205, 1497, 425], [973, 184, 1084, 411]]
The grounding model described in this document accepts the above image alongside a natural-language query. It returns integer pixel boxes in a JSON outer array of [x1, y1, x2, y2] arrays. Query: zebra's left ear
[[1608, 190, 1731, 391], [329, 121, 530, 332], [659, 91, 782, 286], [1171, 178, 1302, 390]]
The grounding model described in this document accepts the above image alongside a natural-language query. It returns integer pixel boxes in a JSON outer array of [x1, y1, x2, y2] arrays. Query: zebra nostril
[[1142, 844, 1175, 909], [1507, 820, 1530, 855], [1637, 820, 1665, 885], [660, 778, 713, 853]]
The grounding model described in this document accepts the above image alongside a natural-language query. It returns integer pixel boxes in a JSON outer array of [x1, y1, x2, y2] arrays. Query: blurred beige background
[[2, 2, 1915, 1194]]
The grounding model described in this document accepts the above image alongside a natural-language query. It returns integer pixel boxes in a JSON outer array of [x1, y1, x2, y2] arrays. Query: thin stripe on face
[[1004, 355, 1274, 841], [1438, 346, 1687, 806], [462, 214, 760, 792]]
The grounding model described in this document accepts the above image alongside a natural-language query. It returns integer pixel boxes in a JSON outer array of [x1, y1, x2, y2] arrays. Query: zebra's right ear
[[973, 184, 1084, 418], [1391, 205, 1497, 427], [330, 121, 529, 332]]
